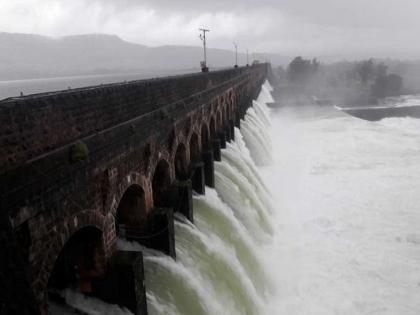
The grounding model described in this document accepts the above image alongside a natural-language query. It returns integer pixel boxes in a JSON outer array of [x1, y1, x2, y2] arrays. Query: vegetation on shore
[[275, 57, 415, 107]]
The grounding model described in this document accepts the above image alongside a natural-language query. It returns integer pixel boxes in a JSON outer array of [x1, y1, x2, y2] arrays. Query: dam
[[0, 64, 273, 314], [2, 63, 419, 315]]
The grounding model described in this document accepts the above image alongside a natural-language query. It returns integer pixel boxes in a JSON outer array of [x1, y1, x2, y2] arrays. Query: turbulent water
[[264, 105, 420, 315], [133, 88, 276, 315], [56, 81, 420, 315]]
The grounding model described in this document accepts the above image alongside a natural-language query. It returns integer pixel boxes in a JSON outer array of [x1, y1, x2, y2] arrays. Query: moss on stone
[[160, 108, 170, 120], [70, 141, 89, 163]]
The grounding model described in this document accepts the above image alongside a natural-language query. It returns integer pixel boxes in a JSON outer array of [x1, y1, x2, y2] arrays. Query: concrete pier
[[202, 151, 215, 188], [191, 162, 206, 195]]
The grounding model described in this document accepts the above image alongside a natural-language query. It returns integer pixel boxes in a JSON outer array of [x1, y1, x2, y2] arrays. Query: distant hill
[[0, 32, 291, 80]]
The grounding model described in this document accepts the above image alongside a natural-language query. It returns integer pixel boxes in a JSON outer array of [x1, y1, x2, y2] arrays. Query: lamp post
[[233, 42, 238, 68], [199, 28, 210, 72], [246, 49, 249, 66]]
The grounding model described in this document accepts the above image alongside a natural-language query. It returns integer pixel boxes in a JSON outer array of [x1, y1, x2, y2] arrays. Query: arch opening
[[201, 124, 209, 150], [174, 143, 189, 180], [152, 160, 172, 208], [48, 227, 105, 296], [116, 184, 147, 238], [189, 133, 200, 163], [209, 117, 216, 139]]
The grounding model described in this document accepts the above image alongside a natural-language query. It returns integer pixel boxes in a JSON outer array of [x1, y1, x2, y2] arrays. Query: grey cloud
[[94, 0, 420, 29], [1, 0, 420, 58]]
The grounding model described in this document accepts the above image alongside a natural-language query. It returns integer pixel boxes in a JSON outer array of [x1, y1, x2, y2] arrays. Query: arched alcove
[[152, 160, 172, 207], [174, 143, 188, 180], [48, 227, 104, 294], [116, 184, 147, 238], [189, 133, 200, 163], [209, 117, 216, 139], [201, 124, 209, 150]]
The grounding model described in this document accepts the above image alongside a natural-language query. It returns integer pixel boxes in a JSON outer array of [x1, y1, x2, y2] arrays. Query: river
[[264, 103, 420, 314], [0, 69, 194, 100]]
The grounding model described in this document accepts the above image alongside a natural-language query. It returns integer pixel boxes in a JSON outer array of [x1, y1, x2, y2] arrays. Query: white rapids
[[263, 104, 420, 315], [53, 80, 275, 315], [51, 79, 420, 315]]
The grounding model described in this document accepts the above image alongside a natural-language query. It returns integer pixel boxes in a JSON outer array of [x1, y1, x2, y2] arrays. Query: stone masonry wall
[[0, 67, 258, 173]]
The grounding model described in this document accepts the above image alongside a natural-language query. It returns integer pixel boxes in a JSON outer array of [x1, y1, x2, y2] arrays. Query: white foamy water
[[263, 105, 420, 315], [257, 81, 275, 104], [51, 81, 275, 315], [50, 80, 420, 315], [379, 94, 420, 108], [51, 289, 133, 315], [114, 87, 275, 315]]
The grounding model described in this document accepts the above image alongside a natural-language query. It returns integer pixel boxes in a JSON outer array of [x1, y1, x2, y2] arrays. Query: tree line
[[276, 56, 408, 106]]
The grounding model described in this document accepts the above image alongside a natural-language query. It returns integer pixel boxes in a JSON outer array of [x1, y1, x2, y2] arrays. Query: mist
[[271, 57, 420, 109]]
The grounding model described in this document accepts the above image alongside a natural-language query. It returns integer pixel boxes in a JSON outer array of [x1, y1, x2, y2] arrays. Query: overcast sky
[[1, 0, 420, 58]]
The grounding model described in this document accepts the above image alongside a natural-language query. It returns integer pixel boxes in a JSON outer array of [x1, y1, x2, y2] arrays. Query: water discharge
[[53, 81, 420, 315], [54, 80, 275, 315], [263, 104, 420, 315], [136, 82, 276, 315]]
